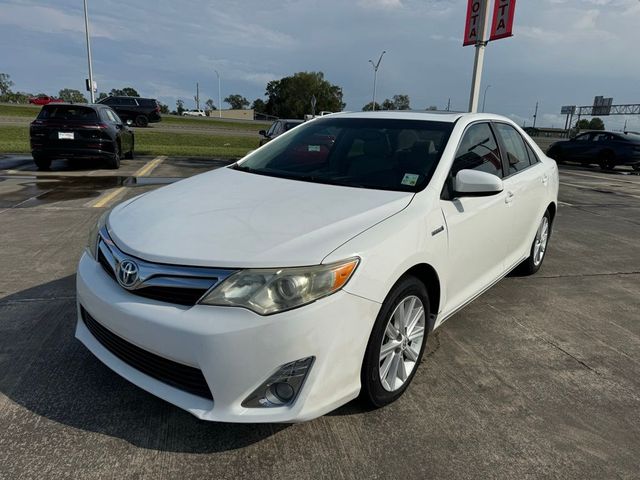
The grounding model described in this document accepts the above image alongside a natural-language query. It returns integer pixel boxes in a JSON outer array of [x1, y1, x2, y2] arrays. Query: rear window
[[137, 98, 157, 107], [38, 106, 98, 122]]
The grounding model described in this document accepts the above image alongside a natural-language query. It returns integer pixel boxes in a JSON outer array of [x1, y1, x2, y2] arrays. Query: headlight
[[199, 258, 359, 315], [86, 210, 110, 259]]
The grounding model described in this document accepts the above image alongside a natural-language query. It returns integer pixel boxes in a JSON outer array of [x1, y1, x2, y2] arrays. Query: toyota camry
[[76, 111, 559, 422]]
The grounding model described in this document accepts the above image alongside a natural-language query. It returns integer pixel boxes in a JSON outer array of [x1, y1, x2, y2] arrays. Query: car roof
[[320, 110, 516, 125]]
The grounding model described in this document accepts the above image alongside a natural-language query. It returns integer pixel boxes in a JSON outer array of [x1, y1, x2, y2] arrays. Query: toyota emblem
[[117, 259, 139, 289]]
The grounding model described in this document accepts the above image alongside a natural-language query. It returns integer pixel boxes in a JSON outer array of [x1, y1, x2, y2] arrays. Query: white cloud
[[358, 0, 403, 8]]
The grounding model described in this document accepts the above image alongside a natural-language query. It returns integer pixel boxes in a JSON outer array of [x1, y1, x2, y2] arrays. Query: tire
[[632, 164, 640, 172], [135, 115, 149, 127], [106, 144, 121, 169], [33, 154, 51, 170], [124, 138, 134, 159], [361, 276, 429, 408], [598, 151, 616, 170], [516, 211, 551, 276]]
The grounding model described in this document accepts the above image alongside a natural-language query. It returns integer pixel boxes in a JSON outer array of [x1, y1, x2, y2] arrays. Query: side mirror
[[454, 169, 503, 197], [258, 130, 266, 136]]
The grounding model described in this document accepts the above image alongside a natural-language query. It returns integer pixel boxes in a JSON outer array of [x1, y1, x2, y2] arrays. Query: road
[[0, 155, 639, 479]]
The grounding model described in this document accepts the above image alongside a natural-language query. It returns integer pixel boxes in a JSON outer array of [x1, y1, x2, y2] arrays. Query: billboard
[[490, 0, 517, 41], [560, 106, 576, 115], [463, 0, 487, 46], [593, 96, 613, 116]]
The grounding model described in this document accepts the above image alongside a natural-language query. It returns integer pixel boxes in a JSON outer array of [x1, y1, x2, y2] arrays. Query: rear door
[[439, 122, 512, 314], [493, 123, 548, 266]]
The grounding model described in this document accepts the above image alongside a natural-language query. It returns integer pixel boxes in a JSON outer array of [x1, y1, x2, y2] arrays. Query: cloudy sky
[[1, 0, 639, 129]]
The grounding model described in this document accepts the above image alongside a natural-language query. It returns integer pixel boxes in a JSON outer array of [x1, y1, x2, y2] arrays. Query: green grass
[[161, 114, 269, 131], [135, 129, 257, 158], [0, 126, 29, 152], [0, 125, 258, 158], [0, 103, 41, 118]]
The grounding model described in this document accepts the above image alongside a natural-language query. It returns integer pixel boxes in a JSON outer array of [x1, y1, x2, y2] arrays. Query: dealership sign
[[464, 0, 517, 46], [490, 0, 517, 41]]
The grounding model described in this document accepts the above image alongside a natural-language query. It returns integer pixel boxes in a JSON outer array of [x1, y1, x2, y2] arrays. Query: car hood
[[108, 167, 413, 268]]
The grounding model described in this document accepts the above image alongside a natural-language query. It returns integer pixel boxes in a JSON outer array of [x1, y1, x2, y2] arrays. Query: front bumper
[[76, 252, 380, 422]]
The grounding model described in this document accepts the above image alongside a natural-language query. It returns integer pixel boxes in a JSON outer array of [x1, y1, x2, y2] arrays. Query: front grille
[[132, 286, 208, 306], [95, 227, 235, 307], [81, 307, 213, 400]]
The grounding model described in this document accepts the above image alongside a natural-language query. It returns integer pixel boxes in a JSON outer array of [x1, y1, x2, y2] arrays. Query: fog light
[[242, 357, 315, 408]]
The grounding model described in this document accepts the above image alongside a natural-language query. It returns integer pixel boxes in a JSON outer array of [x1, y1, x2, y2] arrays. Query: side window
[[451, 123, 503, 178], [574, 133, 590, 142], [266, 122, 277, 136], [121, 98, 137, 106], [105, 109, 120, 123], [525, 142, 539, 165], [494, 123, 530, 174]]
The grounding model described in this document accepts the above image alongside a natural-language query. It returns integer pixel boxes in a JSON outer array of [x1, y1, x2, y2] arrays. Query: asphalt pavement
[[0, 154, 639, 479]]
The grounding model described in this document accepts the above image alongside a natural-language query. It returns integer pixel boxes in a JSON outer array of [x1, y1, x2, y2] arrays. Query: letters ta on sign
[[490, 0, 516, 41], [463, 0, 484, 46]]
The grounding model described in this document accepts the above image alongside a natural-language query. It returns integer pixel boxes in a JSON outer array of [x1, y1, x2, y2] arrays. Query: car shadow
[[0, 275, 287, 453]]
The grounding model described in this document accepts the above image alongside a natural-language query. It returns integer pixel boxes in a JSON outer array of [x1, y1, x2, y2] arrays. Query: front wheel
[[135, 115, 149, 127], [361, 276, 429, 408], [599, 152, 616, 170]]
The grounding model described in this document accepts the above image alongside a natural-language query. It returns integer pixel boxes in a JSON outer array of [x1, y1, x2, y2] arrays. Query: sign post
[[464, 0, 517, 113]]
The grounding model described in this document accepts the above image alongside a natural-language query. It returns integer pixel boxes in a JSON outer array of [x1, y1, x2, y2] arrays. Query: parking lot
[[0, 154, 639, 479]]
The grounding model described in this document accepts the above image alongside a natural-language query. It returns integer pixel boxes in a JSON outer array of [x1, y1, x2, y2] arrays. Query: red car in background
[[29, 95, 64, 106]]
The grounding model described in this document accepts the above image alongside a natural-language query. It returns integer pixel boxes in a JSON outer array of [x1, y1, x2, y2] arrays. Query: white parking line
[[562, 170, 638, 184]]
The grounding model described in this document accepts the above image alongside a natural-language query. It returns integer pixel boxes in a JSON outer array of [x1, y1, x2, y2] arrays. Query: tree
[[97, 92, 108, 101], [224, 94, 250, 110], [576, 119, 590, 129], [0, 73, 14, 96], [205, 99, 217, 112], [381, 99, 395, 110], [589, 117, 605, 130], [58, 88, 88, 103], [159, 103, 170, 114], [362, 101, 382, 111], [251, 98, 266, 112], [176, 99, 185, 115], [265, 71, 345, 118], [392, 94, 411, 110], [109, 87, 139, 97]]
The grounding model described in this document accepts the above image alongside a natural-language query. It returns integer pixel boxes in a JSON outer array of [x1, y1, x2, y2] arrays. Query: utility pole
[[468, 0, 490, 113], [214, 70, 221, 118], [533, 101, 539, 128], [82, 0, 95, 103], [368, 51, 386, 111], [195, 82, 200, 110], [446, 98, 451, 111], [482, 84, 491, 112]]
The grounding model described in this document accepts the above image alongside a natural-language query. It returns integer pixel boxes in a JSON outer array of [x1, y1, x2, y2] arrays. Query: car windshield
[[235, 117, 454, 192], [38, 105, 97, 122]]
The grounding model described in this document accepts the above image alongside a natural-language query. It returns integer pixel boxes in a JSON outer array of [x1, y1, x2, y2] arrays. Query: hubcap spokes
[[533, 217, 549, 266], [379, 295, 426, 392]]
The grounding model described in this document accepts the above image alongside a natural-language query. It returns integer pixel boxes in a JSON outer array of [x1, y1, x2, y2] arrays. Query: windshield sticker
[[401, 173, 420, 187], [308, 145, 321, 152]]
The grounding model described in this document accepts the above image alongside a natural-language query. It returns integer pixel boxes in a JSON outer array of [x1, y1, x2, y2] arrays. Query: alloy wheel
[[379, 295, 426, 392], [533, 216, 549, 266]]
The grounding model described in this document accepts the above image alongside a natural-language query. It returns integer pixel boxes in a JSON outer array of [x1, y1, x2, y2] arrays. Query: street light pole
[[368, 51, 386, 111], [482, 84, 491, 112], [83, 0, 95, 103], [215, 70, 221, 118]]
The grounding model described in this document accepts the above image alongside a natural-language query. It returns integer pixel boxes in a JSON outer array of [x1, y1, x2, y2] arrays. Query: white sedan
[[76, 111, 558, 422]]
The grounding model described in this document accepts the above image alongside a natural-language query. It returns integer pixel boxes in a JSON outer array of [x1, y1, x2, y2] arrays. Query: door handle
[[505, 191, 515, 204], [541, 175, 549, 185]]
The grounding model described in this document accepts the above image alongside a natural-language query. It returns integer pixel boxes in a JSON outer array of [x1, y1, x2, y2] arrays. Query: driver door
[[438, 122, 512, 318]]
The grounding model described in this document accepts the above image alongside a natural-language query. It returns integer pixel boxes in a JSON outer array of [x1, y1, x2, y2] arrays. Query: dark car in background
[[547, 131, 640, 171], [259, 119, 304, 145], [30, 104, 134, 170], [97, 96, 161, 127]]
